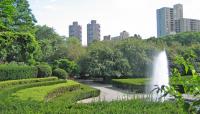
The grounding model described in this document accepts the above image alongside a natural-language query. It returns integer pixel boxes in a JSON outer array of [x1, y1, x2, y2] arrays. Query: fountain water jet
[[148, 50, 169, 100]]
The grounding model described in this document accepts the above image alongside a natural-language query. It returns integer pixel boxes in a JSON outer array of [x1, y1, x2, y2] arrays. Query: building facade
[[157, 4, 200, 37], [69, 22, 82, 41], [175, 18, 200, 32], [103, 35, 111, 40], [87, 20, 100, 45], [112, 31, 130, 40]]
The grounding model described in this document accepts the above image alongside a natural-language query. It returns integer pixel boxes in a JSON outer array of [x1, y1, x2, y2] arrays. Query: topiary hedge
[[0, 64, 38, 81], [53, 68, 68, 79], [0, 77, 58, 89], [37, 64, 52, 78]]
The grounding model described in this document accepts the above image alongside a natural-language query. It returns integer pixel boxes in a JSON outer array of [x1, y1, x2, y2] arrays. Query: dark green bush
[[56, 59, 79, 76], [37, 64, 52, 78], [0, 64, 38, 81], [53, 68, 68, 79]]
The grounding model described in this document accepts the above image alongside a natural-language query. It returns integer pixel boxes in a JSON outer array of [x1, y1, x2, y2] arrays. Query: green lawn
[[12, 80, 79, 101]]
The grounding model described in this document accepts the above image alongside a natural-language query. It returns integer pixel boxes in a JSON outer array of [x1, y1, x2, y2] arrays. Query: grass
[[12, 80, 80, 101], [0, 83, 100, 114], [66, 99, 187, 114]]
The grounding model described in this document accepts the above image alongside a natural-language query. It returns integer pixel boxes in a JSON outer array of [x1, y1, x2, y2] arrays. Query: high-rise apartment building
[[87, 20, 100, 45], [157, 4, 200, 37], [175, 18, 200, 32], [69, 21, 82, 41], [120, 31, 130, 39]]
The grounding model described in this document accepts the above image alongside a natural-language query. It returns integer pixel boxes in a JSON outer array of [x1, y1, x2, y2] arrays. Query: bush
[[56, 59, 79, 76], [0, 77, 58, 89], [0, 64, 38, 81], [53, 68, 68, 79], [37, 64, 52, 78]]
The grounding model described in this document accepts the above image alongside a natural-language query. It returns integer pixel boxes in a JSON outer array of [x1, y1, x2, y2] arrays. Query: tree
[[0, 0, 36, 33], [12, 0, 37, 33], [0, 32, 40, 63], [66, 37, 86, 62], [35, 25, 67, 62], [0, 0, 16, 28]]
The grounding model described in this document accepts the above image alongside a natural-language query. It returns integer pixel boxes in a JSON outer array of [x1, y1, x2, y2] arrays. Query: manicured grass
[[0, 84, 100, 114], [12, 80, 80, 101]]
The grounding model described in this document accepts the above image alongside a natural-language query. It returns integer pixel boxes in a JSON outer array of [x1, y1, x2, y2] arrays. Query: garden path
[[77, 80, 146, 103]]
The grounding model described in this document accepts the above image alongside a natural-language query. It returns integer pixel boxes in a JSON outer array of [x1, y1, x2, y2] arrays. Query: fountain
[[148, 50, 169, 100]]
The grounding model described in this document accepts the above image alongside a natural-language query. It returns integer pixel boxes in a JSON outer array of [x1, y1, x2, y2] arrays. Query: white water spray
[[149, 50, 169, 100]]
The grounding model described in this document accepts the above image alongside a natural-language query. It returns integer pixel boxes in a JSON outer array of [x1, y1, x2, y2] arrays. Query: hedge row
[[0, 64, 38, 81], [75, 85, 100, 101], [45, 84, 81, 101], [0, 77, 58, 89], [112, 78, 149, 93]]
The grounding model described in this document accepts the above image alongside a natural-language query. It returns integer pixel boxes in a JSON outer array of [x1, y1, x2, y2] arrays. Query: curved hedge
[[0, 64, 38, 81], [45, 84, 80, 101], [0, 77, 58, 89]]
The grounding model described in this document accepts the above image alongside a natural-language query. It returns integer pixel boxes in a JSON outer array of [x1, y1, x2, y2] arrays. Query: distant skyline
[[28, 0, 200, 45]]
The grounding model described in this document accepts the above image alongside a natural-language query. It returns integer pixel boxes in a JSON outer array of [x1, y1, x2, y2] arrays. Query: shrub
[[0, 64, 38, 81], [56, 59, 79, 76], [53, 68, 68, 79], [37, 64, 52, 78]]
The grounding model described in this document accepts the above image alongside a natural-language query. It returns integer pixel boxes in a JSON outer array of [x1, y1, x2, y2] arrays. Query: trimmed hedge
[[112, 78, 149, 93], [37, 64, 52, 78], [0, 77, 58, 89], [0, 64, 38, 81], [53, 68, 68, 79], [112, 76, 200, 93], [45, 84, 81, 101]]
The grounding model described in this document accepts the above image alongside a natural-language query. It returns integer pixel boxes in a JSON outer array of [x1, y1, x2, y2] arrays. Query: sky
[[28, 0, 200, 45]]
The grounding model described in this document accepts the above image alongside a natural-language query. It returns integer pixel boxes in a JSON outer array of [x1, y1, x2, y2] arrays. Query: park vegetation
[[0, 0, 199, 113]]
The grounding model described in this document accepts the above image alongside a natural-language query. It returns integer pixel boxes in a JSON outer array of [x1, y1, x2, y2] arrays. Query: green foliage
[[155, 56, 200, 113], [66, 37, 86, 61], [0, 77, 58, 89], [0, 0, 16, 28], [0, 32, 40, 63], [80, 43, 131, 79], [0, 64, 38, 81], [13, 80, 80, 101], [0, 0, 36, 33], [56, 59, 79, 77], [0, 81, 100, 113], [53, 68, 68, 79], [36, 64, 52, 78]]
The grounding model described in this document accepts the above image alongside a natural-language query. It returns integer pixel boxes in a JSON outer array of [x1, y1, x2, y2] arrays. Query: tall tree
[[12, 0, 37, 33], [0, 0, 16, 29]]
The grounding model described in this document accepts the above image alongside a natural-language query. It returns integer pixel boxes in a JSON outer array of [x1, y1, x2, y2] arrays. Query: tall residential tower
[[87, 20, 100, 45], [69, 21, 82, 41], [157, 4, 200, 37]]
